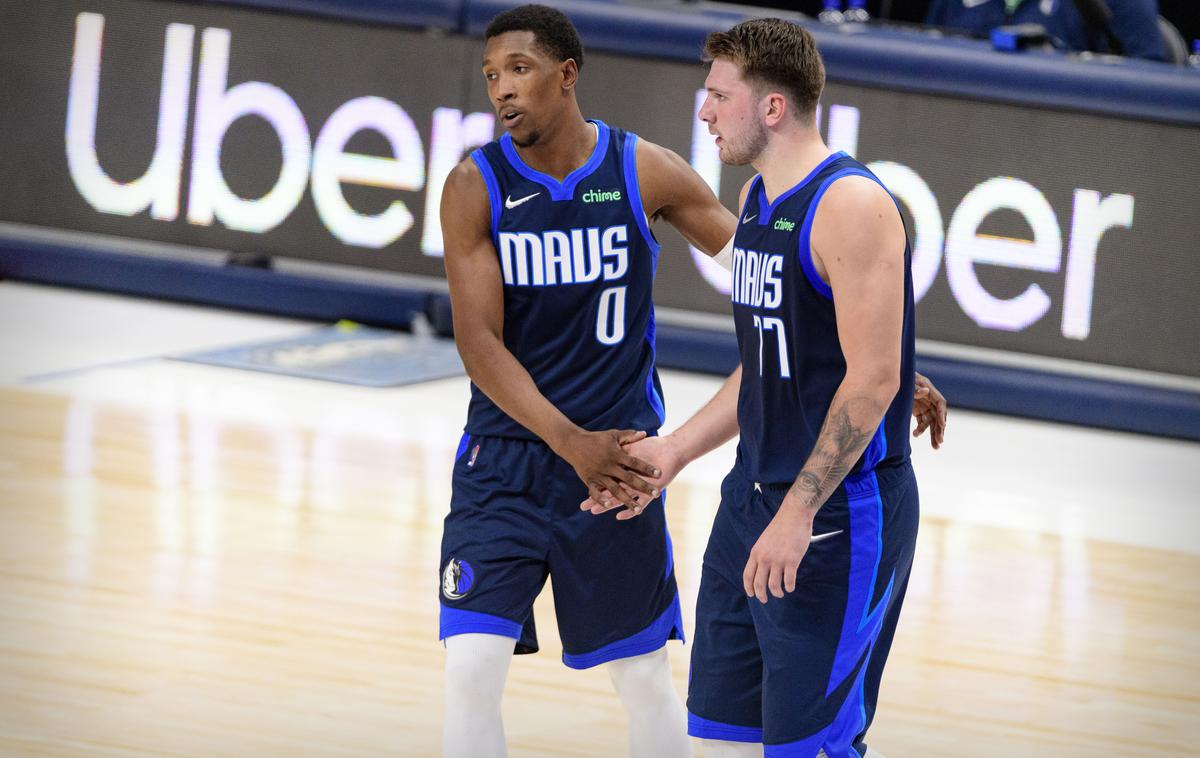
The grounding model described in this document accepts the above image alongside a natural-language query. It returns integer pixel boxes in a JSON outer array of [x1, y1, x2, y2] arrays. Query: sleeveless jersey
[[465, 120, 665, 440], [731, 152, 916, 484]]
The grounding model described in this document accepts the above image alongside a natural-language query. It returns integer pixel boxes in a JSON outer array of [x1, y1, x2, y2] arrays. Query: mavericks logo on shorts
[[442, 558, 475, 600]]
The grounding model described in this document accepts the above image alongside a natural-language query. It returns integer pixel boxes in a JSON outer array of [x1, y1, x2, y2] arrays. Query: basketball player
[[438, 7, 729, 756], [440, 7, 943, 757], [585, 18, 926, 758]]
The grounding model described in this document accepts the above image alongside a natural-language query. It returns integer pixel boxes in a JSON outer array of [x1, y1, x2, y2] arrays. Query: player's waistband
[[738, 458, 914, 501], [459, 426, 663, 448]]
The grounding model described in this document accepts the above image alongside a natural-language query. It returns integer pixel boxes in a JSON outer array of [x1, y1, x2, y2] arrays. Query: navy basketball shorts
[[438, 433, 684, 668], [687, 459, 919, 757]]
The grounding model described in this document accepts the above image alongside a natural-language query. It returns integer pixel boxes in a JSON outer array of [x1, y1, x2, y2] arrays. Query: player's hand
[[580, 435, 683, 519], [912, 371, 947, 450], [559, 428, 661, 511], [743, 499, 814, 603]]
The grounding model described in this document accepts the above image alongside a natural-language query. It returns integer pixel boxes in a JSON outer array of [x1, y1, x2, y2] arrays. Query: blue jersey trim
[[561, 592, 683, 669], [621, 132, 661, 255], [757, 151, 846, 225], [662, 491, 674, 580], [859, 423, 887, 474], [826, 471, 895, 698], [762, 728, 829, 756], [819, 663, 870, 758], [438, 606, 523, 641], [797, 167, 876, 302], [741, 175, 763, 222], [469, 149, 501, 242], [455, 432, 471, 462], [687, 712, 764, 743], [644, 307, 666, 426], [500, 119, 611, 202], [646, 373, 666, 426]]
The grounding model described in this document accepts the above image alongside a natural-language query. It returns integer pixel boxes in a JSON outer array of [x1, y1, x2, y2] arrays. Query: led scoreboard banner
[[1, 0, 1198, 388]]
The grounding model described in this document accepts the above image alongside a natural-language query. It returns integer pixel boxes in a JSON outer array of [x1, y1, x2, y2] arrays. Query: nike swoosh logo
[[505, 192, 540, 209], [961, 0, 988, 7], [742, 213, 756, 224], [810, 530, 843, 543]]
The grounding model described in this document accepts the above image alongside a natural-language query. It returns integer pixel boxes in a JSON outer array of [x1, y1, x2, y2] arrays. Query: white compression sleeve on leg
[[711, 235, 735, 271], [701, 739, 762, 757], [607, 648, 692, 758], [443, 633, 517, 758]]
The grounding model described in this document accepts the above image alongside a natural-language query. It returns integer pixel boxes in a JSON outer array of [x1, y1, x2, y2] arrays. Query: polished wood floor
[[1, 381, 1198, 757]]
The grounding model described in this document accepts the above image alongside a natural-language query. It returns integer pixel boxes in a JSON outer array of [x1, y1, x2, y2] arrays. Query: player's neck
[[510, 110, 596, 182], [754, 128, 833, 203]]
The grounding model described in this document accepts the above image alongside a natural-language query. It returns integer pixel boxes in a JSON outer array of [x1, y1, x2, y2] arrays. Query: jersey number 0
[[596, 286, 627, 345]]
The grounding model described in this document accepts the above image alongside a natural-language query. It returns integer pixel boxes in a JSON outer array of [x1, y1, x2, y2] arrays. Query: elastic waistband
[[461, 427, 662, 447], [740, 459, 913, 500]]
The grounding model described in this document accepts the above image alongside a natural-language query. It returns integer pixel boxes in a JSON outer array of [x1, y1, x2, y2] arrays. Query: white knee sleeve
[[607, 648, 691, 758], [443, 634, 516, 758]]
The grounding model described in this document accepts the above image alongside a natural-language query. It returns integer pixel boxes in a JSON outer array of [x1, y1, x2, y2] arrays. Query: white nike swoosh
[[810, 530, 843, 543], [742, 213, 756, 224], [961, 0, 988, 7], [505, 192, 540, 209]]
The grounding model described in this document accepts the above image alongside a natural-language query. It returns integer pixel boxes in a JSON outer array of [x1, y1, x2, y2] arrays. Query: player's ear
[[560, 58, 579, 91], [763, 91, 787, 127]]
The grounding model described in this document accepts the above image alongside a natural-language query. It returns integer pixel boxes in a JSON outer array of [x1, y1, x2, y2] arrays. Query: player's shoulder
[[633, 137, 701, 211], [820, 171, 893, 216], [813, 170, 904, 255], [441, 155, 492, 229], [632, 137, 689, 175], [444, 154, 488, 198]]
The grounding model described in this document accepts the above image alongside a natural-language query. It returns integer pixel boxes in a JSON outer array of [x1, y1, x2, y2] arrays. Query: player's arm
[[583, 177, 756, 519], [584, 363, 743, 519], [440, 158, 658, 507], [637, 141, 947, 447], [636, 139, 736, 259], [743, 176, 907, 603]]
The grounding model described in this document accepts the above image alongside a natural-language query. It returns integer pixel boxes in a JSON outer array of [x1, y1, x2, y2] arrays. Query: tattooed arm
[[743, 174, 907, 603]]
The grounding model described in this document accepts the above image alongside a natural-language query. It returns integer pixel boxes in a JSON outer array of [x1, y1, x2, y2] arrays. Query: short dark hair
[[485, 4, 585, 70], [703, 19, 824, 119]]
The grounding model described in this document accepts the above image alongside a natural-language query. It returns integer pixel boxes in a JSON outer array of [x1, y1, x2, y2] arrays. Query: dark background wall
[[755, 0, 1198, 50]]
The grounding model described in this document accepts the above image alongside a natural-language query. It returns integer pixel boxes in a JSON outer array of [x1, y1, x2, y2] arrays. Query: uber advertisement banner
[[2, 0, 1198, 378]]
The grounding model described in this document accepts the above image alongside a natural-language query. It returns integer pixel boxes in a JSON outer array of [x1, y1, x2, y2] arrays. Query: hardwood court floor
[[1, 282, 1198, 757]]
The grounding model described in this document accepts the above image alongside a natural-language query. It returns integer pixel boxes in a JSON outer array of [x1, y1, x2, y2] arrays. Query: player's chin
[[509, 127, 540, 148]]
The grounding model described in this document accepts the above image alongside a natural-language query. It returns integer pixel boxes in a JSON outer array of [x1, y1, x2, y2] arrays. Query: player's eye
[[514, 65, 529, 73], [484, 72, 497, 80]]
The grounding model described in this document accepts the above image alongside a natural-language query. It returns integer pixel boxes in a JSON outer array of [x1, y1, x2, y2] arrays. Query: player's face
[[482, 31, 567, 148], [699, 58, 767, 166]]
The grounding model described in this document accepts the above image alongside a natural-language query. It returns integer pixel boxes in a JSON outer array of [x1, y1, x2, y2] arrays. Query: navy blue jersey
[[465, 120, 665, 440], [731, 152, 916, 484]]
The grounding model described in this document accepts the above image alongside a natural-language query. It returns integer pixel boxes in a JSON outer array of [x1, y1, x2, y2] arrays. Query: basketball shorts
[[687, 459, 919, 757], [438, 433, 683, 668]]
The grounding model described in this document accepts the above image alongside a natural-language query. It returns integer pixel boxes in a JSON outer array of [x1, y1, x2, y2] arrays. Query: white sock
[[443, 633, 516, 758], [607, 648, 692, 758], [701, 739, 761, 757]]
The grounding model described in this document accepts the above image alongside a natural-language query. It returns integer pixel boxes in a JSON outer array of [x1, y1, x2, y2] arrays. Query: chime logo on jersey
[[581, 188, 622, 203], [442, 558, 475, 600], [731, 246, 784, 309], [496, 224, 629, 286]]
